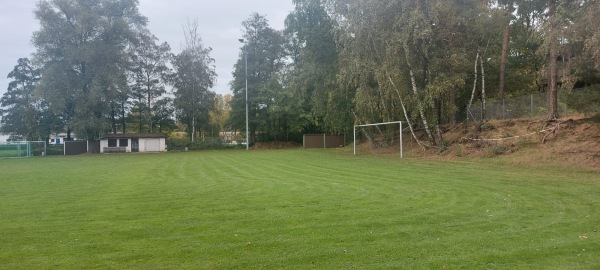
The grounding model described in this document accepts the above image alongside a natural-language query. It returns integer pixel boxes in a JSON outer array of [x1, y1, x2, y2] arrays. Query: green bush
[[485, 143, 508, 157], [564, 85, 600, 115]]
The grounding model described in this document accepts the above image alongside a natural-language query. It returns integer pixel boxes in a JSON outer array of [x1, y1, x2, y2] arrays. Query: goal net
[[0, 141, 47, 158], [353, 121, 403, 158]]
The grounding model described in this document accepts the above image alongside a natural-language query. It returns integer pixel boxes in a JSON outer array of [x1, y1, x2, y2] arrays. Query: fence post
[[400, 122, 403, 158], [302, 134, 305, 149], [502, 99, 505, 119], [353, 126, 356, 155]]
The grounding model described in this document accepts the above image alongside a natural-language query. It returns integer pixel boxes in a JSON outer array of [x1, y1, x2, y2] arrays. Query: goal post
[[0, 141, 47, 159], [353, 121, 403, 158], [30, 141, 47, 156]]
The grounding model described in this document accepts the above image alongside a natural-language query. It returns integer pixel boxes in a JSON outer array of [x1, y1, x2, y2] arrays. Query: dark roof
[[102, 133, 167, 139]]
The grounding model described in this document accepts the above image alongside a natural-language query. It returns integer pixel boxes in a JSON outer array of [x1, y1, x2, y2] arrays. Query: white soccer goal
[[0, 141, 47, 158], [353, 121, 403, 158], [30, 141, 47, 156]]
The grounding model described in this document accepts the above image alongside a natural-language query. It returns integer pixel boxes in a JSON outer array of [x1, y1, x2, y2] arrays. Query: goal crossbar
[[353, 121, 403, 158]]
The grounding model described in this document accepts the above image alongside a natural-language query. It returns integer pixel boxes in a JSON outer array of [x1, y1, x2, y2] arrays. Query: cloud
[[137, 1, 294, 94], [0, 0, 295, 98], [0, 1, 39, 95]]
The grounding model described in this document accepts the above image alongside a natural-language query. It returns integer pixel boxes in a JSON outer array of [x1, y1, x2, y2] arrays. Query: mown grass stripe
[[0, 150, 598, 269]]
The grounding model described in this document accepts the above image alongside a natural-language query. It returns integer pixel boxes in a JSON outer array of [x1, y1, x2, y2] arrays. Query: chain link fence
[[466, 93, 574, 121]]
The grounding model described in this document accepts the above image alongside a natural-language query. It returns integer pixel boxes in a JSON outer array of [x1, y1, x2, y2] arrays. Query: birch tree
[[171, 20, 216, 141]]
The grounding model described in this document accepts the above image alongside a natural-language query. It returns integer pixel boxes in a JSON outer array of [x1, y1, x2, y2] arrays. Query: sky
[[0, 0, 295, 98]]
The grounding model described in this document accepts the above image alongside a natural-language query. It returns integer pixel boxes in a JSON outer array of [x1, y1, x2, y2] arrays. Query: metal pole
[[400, 122, 403, 158], [353, 126, 356, 155], [239, 38, 249, 151], [245, 49, 249, 151]]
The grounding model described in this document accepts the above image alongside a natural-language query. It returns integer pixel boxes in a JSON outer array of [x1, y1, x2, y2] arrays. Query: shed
[[100, 133, 167, 153]]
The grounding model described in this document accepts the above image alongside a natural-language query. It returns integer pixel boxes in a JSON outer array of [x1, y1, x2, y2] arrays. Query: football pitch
[[0, 150, 598, 269]]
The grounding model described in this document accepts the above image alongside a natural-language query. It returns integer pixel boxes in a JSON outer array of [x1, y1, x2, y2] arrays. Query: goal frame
[[0, 141, 46, 159], [353, 121, 403, 158]]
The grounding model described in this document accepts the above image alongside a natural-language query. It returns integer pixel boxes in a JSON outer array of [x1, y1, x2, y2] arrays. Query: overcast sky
[[0, 0, 295, 99]]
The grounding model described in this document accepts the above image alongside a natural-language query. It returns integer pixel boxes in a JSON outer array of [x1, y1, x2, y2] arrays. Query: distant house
[[49, 133, 77, 145], [100, 133, 167, 153]]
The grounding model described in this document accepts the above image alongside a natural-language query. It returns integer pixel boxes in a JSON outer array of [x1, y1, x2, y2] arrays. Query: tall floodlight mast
[[239, 38, 249, 150]]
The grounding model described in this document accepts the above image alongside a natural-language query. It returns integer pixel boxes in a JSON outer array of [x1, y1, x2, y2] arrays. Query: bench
[[103, 147, 127, 153]]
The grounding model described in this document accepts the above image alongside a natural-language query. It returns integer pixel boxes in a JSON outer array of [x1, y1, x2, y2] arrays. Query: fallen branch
[[462, 130, 540, 142]]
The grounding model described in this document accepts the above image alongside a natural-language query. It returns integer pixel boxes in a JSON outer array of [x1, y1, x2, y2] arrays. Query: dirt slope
[[409, 114, 600, 170]]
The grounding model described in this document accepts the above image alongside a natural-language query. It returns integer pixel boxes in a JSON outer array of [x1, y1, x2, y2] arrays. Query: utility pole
[[239, 38, 249, 150]]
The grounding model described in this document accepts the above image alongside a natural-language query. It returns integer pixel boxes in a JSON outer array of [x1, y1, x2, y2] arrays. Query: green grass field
[[1, 150, 598, 269]]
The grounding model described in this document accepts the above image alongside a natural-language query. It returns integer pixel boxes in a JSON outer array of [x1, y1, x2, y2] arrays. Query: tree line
[[230, 0, 600, 148], [1, 0, 218, 142], [2, 0, 599, 148]]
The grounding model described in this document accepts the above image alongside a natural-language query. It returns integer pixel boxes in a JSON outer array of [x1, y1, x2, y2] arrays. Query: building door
[[132, 138, 139, 152]]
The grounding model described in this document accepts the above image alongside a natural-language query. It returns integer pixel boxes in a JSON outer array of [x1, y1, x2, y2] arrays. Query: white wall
[[139, 138, 166, 152], [100, 138, 131, 153], [99, 137, 166, 153]]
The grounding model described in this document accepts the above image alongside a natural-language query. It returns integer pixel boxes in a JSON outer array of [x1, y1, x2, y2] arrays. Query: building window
[[108, 139, 117, 147], [119, 139, 128, 147]]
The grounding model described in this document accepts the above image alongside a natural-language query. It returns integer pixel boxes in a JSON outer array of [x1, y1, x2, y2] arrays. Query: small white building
[[100, 133, 167, 153]]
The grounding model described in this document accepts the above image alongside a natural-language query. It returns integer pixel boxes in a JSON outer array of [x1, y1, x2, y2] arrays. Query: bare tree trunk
[[111, 105, 117, 134], [480, 55, 487, 121], [449, 86, 457, 124], [192, 116, 195, 142], [467, 52, 479, 121], [370, 39, 426, 150], [547, 0, 560, 120], [547, 51, 559, 120], [147, 85, 152, 133], [138, 106, 143, 133], [386, 75, 427, 150], [121, 99, 126, 134], [403, 43, 436, 146], [435, 99, 444, 148], [498, 5, 512, 99], [378, 86, 389, 120]]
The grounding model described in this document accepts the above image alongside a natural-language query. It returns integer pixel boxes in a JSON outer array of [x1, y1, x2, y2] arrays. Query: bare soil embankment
[[409, 114, 600, 170]]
